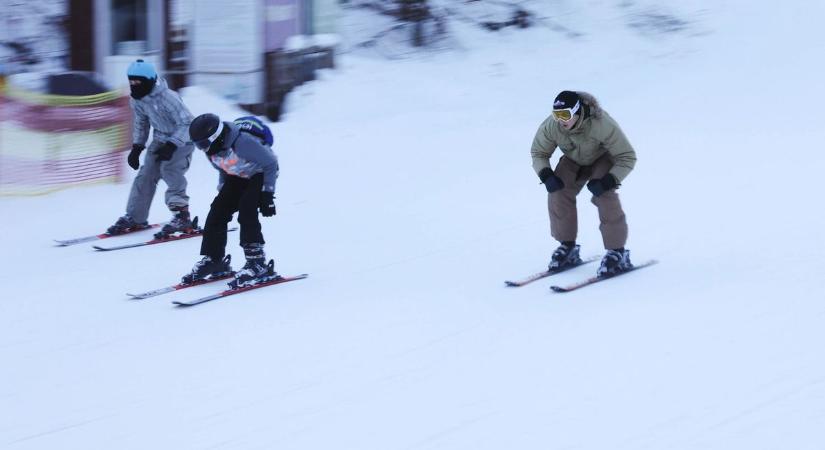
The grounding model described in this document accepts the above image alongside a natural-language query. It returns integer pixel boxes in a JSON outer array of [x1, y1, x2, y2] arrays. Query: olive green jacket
[[531, 92, 636, 182]]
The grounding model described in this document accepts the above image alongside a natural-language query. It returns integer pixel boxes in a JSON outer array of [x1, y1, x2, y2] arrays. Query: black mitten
[[538, 167, 565, 193], [127, 144, 144, 170], [155, 142, 177, 161], [586, 173, 618, 197], [259, 191, 276, 217]]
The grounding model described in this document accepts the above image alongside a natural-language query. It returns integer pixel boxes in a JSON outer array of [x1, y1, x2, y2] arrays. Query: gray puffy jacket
[[130, 78, 194, 148]]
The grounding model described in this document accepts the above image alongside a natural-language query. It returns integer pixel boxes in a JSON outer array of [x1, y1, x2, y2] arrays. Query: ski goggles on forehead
[[194, 121, 224, 150], [552, 100, 580, 122]]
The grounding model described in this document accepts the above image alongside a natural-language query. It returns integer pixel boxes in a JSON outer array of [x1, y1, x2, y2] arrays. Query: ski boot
[[229, 244, 278, 289], [155, 207, 197, 239], [548, 241, 582, 271], [181, 254, 233, 285], [597, 248, 633, 278], [107, 214, 150, 235]]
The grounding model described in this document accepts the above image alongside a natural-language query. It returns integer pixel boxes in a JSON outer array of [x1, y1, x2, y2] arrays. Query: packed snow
[[2, 1, 824, 449]]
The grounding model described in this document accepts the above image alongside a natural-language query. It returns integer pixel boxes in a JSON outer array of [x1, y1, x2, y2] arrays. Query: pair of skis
[[54, 219, 236, 251], [505, 257, 659, 292], [92, 226, 229, 251], [57, 226, 306, 306], [172, 273, 309, 307], [127, 260, 308, 307]]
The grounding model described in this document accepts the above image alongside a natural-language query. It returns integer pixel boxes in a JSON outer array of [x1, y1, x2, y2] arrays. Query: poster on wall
[[190, 0, 262, 105]]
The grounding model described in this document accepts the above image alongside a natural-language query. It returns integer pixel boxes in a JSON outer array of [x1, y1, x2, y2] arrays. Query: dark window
[[112, 0, 147, 54]]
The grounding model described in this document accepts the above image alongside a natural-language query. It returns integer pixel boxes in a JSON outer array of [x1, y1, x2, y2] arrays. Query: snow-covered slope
[[2, 1, 824, 449]]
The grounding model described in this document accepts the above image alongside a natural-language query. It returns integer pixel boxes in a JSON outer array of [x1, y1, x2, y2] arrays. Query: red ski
[[127, 256, 235, 299], [505, 256, 599, 287], [93, 225, 237, 251], [550, 259, 659, 293], [54, 224, 161, 247], [173, 272, 309, 307]]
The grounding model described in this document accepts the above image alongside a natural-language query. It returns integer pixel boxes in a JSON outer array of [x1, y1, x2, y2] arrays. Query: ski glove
[[538, 167, 564, 193], [587, 173, 618, 197], [127, 144, 145, 170], [259, 191, 276, 217], [155, 142, 177, 162]]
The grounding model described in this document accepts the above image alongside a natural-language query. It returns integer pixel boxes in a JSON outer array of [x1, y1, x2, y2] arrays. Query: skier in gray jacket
[[182, 113, 280, 288], [107, 59, 195, 238]]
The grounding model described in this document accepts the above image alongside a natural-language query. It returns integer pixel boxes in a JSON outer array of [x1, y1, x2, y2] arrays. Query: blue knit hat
[[127, 59, 157, 79]]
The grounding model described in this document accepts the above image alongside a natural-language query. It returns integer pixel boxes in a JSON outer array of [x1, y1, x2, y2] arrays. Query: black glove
[[155, 142, 177, 162], [586, 173, 619, 197], [127, 144, 144, 170], [259, 191, 276, 217], [538, 167, 564, 193]]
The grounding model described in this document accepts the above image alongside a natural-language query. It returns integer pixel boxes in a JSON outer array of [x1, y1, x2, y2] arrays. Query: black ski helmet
[[189, 113, 224, 152]]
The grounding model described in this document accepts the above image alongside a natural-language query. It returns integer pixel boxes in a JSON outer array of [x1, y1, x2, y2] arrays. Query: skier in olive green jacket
[[531, 90, 637, 277]]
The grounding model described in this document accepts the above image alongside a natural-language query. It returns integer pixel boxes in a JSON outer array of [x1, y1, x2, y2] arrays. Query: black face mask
[[128, 76, 157, 99], [205, 132, 226, 156]]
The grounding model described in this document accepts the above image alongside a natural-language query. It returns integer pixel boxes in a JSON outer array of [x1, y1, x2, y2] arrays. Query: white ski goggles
[[552, 100, 580, 122], [194, 121, 224, 150]]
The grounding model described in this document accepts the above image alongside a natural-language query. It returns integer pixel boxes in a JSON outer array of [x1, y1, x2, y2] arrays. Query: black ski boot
[[548, 241, 582, 271], [181, 255, 233, 284], [107, 215, 150, 235], [155, 207, 197, 239], [230, 244, 277, 289], [597, 248, 633, 278]]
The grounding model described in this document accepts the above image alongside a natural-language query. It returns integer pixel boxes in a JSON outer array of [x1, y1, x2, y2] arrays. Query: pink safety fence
[[0, 83, 131, 196]]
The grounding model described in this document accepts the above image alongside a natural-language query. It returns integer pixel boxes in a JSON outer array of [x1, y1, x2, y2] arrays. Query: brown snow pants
[[548, 154, 628, 250]]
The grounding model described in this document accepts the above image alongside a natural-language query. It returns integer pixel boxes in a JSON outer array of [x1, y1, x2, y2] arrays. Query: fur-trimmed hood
[[576, 91, 603, 119]]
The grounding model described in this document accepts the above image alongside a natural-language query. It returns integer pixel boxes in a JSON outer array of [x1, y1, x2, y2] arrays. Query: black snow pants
[[200, 173, 265, 259]]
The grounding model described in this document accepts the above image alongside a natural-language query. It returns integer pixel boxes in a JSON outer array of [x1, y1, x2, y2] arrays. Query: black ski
[[173, 273, 309, 307], [54, 224, 161, 246], [550, 259, 659, 293], [505, 256, 599, 287]]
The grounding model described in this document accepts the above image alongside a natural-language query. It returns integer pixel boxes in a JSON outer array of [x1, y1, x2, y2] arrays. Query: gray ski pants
[[125, 141, 194, 223], [548, 154, 628, 250]]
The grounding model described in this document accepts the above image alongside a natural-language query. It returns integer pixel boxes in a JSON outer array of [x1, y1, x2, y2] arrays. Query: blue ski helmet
[[127, 59, 158, 99], [127, 59, 157, 79]]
